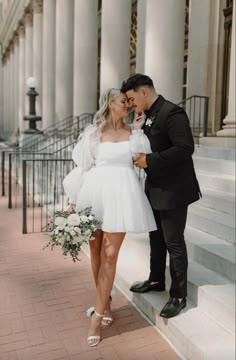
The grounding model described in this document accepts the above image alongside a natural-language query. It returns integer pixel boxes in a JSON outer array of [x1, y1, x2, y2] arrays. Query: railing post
[[1, 151, 5, 196], [203, 97, 209, 137], [22, 160, 27, 234], [8, 153, 12, 208]]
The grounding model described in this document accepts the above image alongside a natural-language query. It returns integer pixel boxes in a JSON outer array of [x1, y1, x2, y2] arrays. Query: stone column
[[9, 43, 15, 134], [0, 56, 3, 137], [73, 0, 98, 115], [217, 5, 235, 137], [55, 0, 74, 122], [2, 56, 7, 137], [5, 51, 10, 136], [18, 24, 26, 133], [187, 0, 211, 97], [139, 0, 185, 103], [42, 0, 56, 128], [0, 2, 2, 23], [24, 11, 33, 114], [100, 0, 131, 93], [32, 0, 43, 118], [13, 33, 20, 134], [136, 0, 146, 73]]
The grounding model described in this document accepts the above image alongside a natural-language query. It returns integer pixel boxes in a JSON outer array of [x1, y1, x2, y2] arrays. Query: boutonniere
[[145, 116, 154, 127]]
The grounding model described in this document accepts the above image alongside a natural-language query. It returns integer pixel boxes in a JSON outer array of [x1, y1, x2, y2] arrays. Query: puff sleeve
[[129, 129, 152, 155], [63, 125, 99, 204]]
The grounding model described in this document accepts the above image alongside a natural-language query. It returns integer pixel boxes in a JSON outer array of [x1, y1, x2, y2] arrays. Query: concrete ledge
[[199, 137, 236, 148], [194, 145, 235, 160], [185, 227, 235, 282], [196, 171, 235, 194], [199, 188, 235, 215], [188, 204, 235, 244]]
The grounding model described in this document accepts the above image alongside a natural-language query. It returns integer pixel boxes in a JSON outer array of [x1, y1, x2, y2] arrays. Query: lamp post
[[24, 77, 42, 134]]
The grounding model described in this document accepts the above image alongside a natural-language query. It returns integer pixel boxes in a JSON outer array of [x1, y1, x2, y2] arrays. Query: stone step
[[196, 170, 235, 194], [199, 136, 236, 149], [84, 231, 235, 330], [132, 292, 235, 360], [199, 188, 235, 216], [194, 145, 235, 160], [185, 227, 235, 282], [193, 156, 235, 176], [188, 204, 235, 244], [114, 233, 235, 334], [82, 230, 235, 359], [166, 260, 235, 334]]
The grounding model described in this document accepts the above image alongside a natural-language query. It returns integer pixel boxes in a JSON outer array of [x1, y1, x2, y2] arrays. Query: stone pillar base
[[217, 115, 236, 137]]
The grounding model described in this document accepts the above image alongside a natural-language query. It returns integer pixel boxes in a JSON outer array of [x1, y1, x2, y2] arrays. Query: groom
[[121, 74, 201, 318]]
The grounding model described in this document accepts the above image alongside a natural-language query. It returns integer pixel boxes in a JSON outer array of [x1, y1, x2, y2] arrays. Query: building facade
[[0, 0, 235, 143]]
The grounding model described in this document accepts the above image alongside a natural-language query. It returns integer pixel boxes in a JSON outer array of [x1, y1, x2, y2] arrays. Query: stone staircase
[[84, 145, 235, 360]]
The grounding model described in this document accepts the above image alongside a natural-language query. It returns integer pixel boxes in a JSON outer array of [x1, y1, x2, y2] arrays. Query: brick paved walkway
[[0, 195, 181, 360]]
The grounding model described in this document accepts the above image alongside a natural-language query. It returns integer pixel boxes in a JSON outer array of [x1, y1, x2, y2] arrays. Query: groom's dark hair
[[121, 73, 154, 92]]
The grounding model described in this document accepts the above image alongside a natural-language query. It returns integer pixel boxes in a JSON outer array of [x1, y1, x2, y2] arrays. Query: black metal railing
[[22, 158, 74, 234], [1, 113, 93, 197], [178, 95, 209, 141], [6, 113, 93, 209]]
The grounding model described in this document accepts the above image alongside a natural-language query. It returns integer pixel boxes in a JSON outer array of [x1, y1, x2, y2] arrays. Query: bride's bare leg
[[89, 230, 112, 317], [89, 229, 103, 286], [88, 232, 125, 343]]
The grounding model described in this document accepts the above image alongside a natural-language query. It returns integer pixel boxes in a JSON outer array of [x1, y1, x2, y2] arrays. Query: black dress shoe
[[160, 297, 186, 318], [129, 280, 165, 293]]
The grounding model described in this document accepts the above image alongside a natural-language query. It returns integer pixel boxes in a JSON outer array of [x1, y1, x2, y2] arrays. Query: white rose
[[84, 229, 92, 236], [88, 215, 94, 221], [70, 230, 76, 236], [80, 215, 89, 223], [57, 225, 65, 230], [67, 214, 81, 226], [65, 226, 70, 232], [55, 216, 66, 227], [74, 227, 81, 234], [59, 236, 65, 245], [54, 229, 59, 235], [72, 236, 80, 244]]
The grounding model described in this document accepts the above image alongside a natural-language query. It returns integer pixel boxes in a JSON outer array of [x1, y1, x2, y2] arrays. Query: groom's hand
[[133, 153, 147, 168]]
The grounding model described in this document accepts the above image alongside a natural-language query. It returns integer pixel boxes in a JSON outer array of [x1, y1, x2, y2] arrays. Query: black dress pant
[[149, 206, 188, 298]]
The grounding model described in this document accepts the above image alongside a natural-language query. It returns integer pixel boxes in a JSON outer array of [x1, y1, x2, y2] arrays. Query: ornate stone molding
[[5, 47, 10, 60], [8, 41, 14, 54], [24, 10, 33, 26], [18, 22, 25, 37], [2, 54, 7, 65], [13, 31, 19, 47], [32, 0, 43, 14]]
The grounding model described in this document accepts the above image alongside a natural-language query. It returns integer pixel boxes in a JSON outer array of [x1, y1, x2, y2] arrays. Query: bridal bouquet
[[44, 207, 101, 262]]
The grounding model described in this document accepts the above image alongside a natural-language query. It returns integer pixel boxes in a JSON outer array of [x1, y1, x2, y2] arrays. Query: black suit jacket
[[144, 95, 201, 210]]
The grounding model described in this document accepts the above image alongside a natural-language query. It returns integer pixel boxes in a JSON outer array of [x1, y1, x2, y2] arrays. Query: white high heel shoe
[[86, 290, 116, 327], [87, 309, 103, 347], [101, 291, 115, 326]]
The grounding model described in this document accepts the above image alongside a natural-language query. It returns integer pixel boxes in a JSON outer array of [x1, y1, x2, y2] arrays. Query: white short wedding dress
[[63, 125, 157, 233]]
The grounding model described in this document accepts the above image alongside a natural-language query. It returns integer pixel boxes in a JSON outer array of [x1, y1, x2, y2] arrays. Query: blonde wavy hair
[[93, 88, 121, 130], [77, 88, 123, 145]]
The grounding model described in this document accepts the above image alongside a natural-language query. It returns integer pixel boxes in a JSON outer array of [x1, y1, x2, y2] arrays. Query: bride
[[63, 88, 156, 347]]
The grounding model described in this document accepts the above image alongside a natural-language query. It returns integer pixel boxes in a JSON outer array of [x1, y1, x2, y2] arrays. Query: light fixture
[[27, 77, 37, 89]]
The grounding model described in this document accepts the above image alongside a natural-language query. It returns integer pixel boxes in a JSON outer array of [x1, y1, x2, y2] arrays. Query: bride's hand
[[133, 112, 145, 129], [67, 203, 76, 213]]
